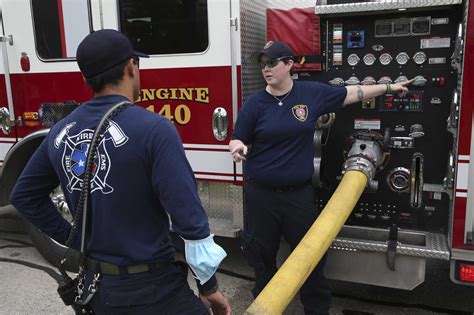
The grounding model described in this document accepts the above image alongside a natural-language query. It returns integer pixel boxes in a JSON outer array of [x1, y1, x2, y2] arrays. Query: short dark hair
[[85, 59, 129, 93], [282, 57, 294, 76]]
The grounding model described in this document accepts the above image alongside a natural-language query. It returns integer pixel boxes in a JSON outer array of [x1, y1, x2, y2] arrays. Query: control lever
[[410, 153, 424, 208], [383, 127, 391, 149]]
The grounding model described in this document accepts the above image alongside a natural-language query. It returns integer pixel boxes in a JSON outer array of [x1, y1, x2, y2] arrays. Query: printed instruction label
[[431, 18, 449, 25], [429, 57, 446, 64], [354, 119, 381, 130], [420, 37, 451, 49]]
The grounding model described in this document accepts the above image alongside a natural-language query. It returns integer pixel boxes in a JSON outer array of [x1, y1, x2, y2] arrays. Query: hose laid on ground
[[245, 170, 368, 315]]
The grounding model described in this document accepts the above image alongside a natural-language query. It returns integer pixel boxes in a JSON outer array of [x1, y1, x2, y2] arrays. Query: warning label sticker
[[420, 37, 451, 49]]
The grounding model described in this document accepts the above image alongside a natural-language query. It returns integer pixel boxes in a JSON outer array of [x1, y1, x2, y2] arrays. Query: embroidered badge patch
[[292, 104, 308, 122], [54, 121, 129, 194]]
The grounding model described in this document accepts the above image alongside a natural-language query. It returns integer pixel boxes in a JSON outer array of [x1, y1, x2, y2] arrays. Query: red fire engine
[[0, 0, 473, 289]]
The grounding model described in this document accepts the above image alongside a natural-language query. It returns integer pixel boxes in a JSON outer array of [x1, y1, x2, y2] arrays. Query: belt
[[86, 258, 170, 275], [248, 178, 311, 193]]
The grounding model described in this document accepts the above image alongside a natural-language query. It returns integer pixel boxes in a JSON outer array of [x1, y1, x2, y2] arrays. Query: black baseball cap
[[250, 40, 293, 63], [76, 29, 149, 79]]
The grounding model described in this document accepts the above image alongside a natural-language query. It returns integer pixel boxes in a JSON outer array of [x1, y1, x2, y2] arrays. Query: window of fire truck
[[31, 0, 91, 60], [118, 0, 208, 55]]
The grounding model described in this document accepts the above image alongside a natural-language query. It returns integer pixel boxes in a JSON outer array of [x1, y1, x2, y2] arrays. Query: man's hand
[[199, 290, 232, 315], [229, 139, 248, 162]]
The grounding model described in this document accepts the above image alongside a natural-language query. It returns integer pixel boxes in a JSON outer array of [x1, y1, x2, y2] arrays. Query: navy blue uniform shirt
[[11, 95, 211, 266], [232, 81, 347, 186]]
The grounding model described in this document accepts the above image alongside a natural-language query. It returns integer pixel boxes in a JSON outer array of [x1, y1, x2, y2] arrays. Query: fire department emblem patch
[[292, 104, 308, 122], [54, 121, 128, 194]]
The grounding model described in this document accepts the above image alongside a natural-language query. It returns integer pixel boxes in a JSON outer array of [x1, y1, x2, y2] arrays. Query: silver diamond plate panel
[[267, 0, 316, 10], [198, 181, 243, 237], [331, 232, 450, 260], [240, 0, 267, 103], [315, 0, 462, 15]]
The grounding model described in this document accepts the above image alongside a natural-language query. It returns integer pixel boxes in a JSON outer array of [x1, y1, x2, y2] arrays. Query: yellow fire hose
[[245, 170, 368, 315]]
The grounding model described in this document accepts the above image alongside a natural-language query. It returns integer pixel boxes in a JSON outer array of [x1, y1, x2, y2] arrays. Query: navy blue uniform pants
[[242, 180, 331, 315], [84, 262, 209, 315]]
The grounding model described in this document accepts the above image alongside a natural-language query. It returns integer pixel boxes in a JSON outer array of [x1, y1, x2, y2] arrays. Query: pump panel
[[306, 7, 461, 234]]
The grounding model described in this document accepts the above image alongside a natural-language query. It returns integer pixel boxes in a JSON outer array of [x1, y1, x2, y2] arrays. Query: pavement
[[1, 205, 471, 314]]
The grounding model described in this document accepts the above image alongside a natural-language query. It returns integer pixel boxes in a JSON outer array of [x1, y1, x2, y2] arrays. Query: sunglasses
[[259, 56, 292, 69]]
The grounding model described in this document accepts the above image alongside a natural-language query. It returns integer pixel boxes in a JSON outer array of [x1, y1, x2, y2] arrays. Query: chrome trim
[[315, 0, 462, 15], [212, 107, 228, 141], [0, 35, 14, 123], [230, 16, 239, 125], [410, 152, 424, 209], [98, 0, 104, 29], [0, 107, 12, 134]]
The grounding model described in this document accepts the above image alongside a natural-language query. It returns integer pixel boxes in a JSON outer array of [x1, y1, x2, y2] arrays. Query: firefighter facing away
[[229, 40, 413, 315], [11, 29, 231, 314]]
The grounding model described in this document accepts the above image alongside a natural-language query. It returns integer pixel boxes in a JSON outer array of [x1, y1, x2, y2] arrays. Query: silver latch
[[230, 17, 238, 31], [0, 35, 13, 45], [212, 107, 228, 141]]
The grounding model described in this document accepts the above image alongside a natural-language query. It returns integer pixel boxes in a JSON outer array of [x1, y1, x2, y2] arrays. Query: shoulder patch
[[55, 120, 129, 194]]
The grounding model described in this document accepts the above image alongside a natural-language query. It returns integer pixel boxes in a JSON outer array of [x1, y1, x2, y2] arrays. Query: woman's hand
[[389, 78, 415, 97], [229, 140, 248, 162]]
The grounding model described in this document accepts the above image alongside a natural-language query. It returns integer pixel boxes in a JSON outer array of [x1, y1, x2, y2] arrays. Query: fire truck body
[[0, 0, 473, 289]]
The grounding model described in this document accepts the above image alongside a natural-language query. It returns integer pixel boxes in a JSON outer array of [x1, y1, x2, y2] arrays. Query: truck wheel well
[[0, 135, 46, 206]]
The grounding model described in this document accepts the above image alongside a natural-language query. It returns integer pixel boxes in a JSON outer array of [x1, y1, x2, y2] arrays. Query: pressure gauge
[[413, 51, 427, 65], [329, 77, 345, 87], [379, 53, 393, 65], [395, 75, 408, 83], [347, 54, 360, 66], [395, 52, 409, 65], [361, 76, 376, 85], [377, 76, 393, 84], [345, 76, 360, 85], [412, 75, 427, 86], [363, 53, 376, 66]]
